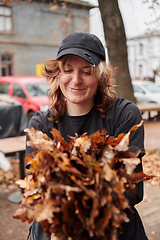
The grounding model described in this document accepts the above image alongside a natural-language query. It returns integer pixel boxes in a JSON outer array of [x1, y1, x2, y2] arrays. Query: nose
[[72, 71, 82, 85]]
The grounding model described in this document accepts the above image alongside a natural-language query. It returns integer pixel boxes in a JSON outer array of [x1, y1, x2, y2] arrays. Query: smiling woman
[[26, 32, 148, 240]]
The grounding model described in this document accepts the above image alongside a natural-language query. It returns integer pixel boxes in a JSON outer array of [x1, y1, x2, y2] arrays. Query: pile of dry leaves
[[12, 121, 154, 240], [143, 150, 160, 186], [0, 157, 30, 193]]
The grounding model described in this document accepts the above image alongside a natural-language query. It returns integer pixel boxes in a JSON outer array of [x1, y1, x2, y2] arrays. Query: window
[[0, 5, 13, 34], [0, 55, 13, 76], [0, 83, 10, 94], [138, 64, 143, 76], [25, 83, 47, 96], [139, 43, 143, 55], [133, 85, 145, 94], [13, 84, 27, 98]]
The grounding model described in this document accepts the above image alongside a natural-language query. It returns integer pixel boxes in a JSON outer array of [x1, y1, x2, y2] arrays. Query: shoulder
[[27, 108, 55, 137], [106, 97, 144, 139], [113, 96, 141, 112], [109, 96, 142, 123]]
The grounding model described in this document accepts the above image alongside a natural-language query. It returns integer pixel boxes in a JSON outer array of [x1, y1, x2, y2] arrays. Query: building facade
[[0, 0, 94, 76], [127, 32, 160, 83]]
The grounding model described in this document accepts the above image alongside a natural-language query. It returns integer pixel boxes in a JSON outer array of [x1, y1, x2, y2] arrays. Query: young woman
[[26, 32, 148, 240]]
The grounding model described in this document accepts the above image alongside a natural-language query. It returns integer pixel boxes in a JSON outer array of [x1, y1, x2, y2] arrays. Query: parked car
[[0, 94, 27, 138], [132, 80, 160, 105], [0, 76, 50, 120]]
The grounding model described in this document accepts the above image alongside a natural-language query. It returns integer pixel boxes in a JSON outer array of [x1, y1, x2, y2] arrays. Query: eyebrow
[[83, 66, 92, 69]]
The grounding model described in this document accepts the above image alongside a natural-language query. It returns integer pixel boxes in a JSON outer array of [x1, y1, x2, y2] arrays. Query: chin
[[67, 96, 82, 102]]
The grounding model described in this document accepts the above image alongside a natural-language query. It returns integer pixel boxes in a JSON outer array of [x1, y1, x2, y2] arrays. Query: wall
[[127, 33, 160, 83], [0, 0, 92, 75]]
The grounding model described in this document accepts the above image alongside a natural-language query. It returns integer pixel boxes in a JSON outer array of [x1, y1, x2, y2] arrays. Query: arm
[[26, 113, 44, 155], [113, 100, 145, 206], [25, 111, 48, 169]]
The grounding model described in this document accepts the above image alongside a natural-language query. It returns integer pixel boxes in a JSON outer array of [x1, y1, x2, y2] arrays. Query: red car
[[0, 76, 50, 120]]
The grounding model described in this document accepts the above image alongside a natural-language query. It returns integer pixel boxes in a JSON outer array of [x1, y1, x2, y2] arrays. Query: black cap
[[56, 32, 106, 66]]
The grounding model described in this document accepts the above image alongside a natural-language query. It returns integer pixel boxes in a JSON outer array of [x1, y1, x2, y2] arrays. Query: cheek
[[59, 75, 68, 88], [59, 76, 70, 97], [59, 82, 66, 95], [88, 79, 99, 93]]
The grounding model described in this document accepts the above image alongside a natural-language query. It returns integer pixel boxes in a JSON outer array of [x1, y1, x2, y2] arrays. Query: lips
[[67, 86, 86, 92]]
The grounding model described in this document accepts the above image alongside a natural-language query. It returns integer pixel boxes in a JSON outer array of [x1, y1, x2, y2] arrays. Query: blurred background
[[1, 0, 160, 128], [0, 1, 160, 240]]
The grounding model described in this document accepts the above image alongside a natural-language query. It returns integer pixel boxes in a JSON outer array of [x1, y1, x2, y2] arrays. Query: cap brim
[[56, 48, 101, 66]]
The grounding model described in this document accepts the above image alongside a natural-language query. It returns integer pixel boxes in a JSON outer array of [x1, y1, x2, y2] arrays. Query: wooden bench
[[0, 135, 26, 179], [0, 135, 26, 202], [137, 103, 160, 121]]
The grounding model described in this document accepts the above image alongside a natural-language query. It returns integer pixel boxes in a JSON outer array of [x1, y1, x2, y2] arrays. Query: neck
[[66, 102, 93, 116]]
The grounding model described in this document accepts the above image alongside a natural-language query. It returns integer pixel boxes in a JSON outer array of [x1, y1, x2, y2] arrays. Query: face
[[59, 55, 98, 114]]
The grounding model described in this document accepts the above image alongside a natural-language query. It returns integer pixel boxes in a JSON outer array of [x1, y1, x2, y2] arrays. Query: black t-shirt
[[27, 96, 145, 152], [26, 97, 148, 240]]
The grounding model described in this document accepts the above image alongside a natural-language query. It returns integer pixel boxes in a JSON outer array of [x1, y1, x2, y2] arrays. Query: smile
[[67, 86, 86, 92]]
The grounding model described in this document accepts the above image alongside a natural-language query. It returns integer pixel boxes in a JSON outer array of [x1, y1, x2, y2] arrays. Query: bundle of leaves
[[13, 121, 152, 240]]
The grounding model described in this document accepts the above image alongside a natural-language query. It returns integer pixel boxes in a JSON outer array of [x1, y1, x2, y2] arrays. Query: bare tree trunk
[[98, 0, 136, 102]]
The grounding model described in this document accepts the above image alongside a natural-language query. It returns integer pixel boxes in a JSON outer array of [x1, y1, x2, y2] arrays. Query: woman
[[27, 32, 148, 240]]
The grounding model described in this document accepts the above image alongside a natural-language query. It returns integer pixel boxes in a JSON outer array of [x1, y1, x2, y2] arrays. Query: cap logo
[[84, 52, 95, 67]]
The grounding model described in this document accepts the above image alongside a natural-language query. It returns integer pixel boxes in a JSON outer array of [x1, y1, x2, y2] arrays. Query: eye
[[63, 68, 72, 73], [63, 63, 73, 73], [82, 68, 92, 75], [65, 69, 72, 73], [82, 65, 93, 75], [83, 71, 92, 75]]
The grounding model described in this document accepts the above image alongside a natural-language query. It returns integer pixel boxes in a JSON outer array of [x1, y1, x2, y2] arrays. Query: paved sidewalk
[[144, 121, 160, 151], [137, 120, 160, 240], [136, 184, 160, 240]]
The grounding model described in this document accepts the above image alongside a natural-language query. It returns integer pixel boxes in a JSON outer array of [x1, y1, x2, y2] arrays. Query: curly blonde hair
[[43, 58, 116, 123]]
